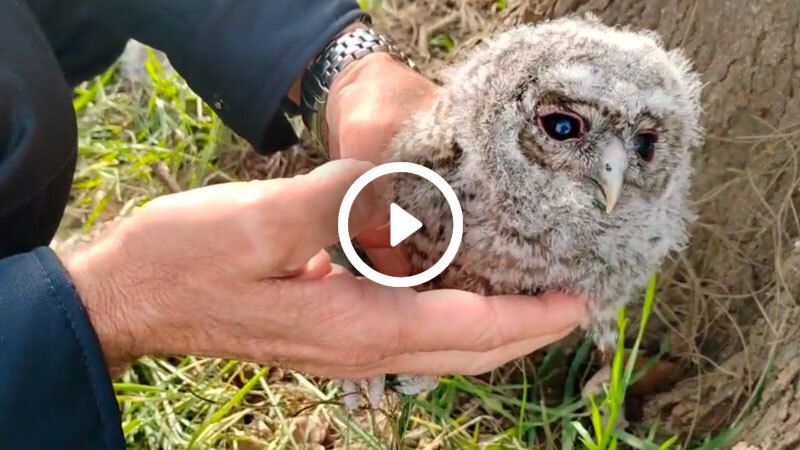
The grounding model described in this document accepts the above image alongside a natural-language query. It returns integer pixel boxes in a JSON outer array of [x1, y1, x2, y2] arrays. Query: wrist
[[325, 54, 439, 161], [301, 24, 421, 158], [63, 229, 146, 374], [287, 21, 368, 105]]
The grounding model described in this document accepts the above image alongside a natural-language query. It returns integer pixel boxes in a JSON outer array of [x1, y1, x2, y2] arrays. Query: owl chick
[[373, 14, 703, 399]]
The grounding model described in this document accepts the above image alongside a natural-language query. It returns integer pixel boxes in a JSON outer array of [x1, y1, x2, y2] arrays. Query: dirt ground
[[230, 1, 799, 448]]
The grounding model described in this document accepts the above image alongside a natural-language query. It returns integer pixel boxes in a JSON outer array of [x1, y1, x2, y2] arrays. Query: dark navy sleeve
[[0, 248, 124, 450], [0, 3, 121, 443], [90, 0, 366, 153], [24, 0, 366, 154]]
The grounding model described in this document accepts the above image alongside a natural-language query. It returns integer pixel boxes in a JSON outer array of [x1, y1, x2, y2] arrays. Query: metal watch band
[[300, 27, 416, 156]]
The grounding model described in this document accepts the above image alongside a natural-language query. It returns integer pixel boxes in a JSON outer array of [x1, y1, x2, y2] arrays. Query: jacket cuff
[[0, 247, 124, 449], [242, 6, 368, 153], [179, 1, 367, 154], [83, 0, 366, 155]]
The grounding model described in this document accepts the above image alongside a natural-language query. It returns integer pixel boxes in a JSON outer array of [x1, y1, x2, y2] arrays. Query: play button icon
[[338, 162, 463, 288], [389, 203, 423, 247]]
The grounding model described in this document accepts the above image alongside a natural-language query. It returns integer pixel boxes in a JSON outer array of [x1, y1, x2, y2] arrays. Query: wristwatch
[[300, 25, 416, 157]]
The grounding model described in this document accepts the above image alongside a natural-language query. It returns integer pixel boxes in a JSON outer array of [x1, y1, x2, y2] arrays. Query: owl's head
[[425, 14, 702, 214]]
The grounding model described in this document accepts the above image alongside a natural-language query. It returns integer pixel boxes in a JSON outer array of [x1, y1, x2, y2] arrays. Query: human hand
[[63, 159, 585, 378], [285, 21, 438, 164], [324, 52, 439, 163], [322, 47, 440, 275]]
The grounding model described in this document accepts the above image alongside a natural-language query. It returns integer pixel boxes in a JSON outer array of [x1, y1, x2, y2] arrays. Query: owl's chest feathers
[[399, 172, 683, 303]]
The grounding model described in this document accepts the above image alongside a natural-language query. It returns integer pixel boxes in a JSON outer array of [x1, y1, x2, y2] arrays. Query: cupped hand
[[64, 159, 585, 378]]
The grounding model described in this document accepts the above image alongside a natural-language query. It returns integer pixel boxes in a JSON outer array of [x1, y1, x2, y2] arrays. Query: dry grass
[[643, 123, 800, 444]]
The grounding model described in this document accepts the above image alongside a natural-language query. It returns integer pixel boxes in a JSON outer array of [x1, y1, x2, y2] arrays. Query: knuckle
[[234, 181, 301, 269], [341, 112, 391, 141], [472, 302, 507, 352], [382, 303, 409, 354], [384, 319, 405, 355], [341, 110, 372, 132], [360, 285, 406, 353], [238, 180, 289, 216], [335, 159, 374, 184]]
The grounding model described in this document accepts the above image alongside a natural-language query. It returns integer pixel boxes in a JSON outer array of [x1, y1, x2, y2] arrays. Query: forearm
[[0, 6, 122, 444]]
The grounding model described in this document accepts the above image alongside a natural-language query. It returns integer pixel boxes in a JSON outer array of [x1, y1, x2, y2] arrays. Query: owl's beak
[[596, 138, 627, 214]]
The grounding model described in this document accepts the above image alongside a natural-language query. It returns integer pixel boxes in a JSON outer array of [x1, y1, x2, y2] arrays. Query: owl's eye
[[633, 132, 657, 162], [539, 112, 585, 141]]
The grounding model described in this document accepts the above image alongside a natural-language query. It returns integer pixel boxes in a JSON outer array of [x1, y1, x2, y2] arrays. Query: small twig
[[188, 389, 222, 405], [417, 12, 460, 60], [287, 392, 392, 418], [150, 161, 182, 193]]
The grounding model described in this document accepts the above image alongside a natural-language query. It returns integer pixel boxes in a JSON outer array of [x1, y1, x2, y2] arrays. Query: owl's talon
[[393, 374, 440, 396], [340, 380, 360, 411], [365, 374, 386, 408], [581, 364, 612, 400]]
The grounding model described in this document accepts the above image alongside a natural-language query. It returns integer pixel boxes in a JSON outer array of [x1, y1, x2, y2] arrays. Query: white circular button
[[337, 162, 463, 288]]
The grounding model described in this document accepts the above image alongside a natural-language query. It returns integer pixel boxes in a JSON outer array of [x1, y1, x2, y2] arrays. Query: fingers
[[361, 247, 411, 277], [247, 272, 586, 380], [376, 327, 576, 377], [272, 327, 576, 380], [355, 222, 391, 247], [294, 250, 333, 280], [296, 275, 585, 367], [388, 288, 586, 355], [270, 159, 390, 269]]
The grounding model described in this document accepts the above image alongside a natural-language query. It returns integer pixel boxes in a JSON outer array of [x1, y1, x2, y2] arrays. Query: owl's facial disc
[[592, 137, 627, 214]]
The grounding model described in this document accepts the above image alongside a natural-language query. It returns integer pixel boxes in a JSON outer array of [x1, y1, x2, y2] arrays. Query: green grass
[[65, 47, 739, 450], [429, 34, 456, 53], [62, 49, 239, 237], [573, 276, 674, 450]]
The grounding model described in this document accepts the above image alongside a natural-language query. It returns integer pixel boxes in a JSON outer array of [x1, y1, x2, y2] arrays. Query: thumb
[[277, 159, 389, 270]]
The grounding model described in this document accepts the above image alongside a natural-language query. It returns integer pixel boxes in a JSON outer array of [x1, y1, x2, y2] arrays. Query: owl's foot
[[581, 365, 629, 430], [366, 374, 386, 407], [339, 374, 386, 411], [340, 380, 360, 411], [338, 374, 440, 411], [581, 364, 612, 400], [390, 374, 441, 395]]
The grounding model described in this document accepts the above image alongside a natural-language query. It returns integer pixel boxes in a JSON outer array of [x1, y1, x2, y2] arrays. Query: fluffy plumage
[[381, 14, 702, 396]]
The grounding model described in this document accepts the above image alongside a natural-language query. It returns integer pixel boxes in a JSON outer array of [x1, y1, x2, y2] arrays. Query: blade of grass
[[73, 66, 116, 112], [187, 367, 269, 449]]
